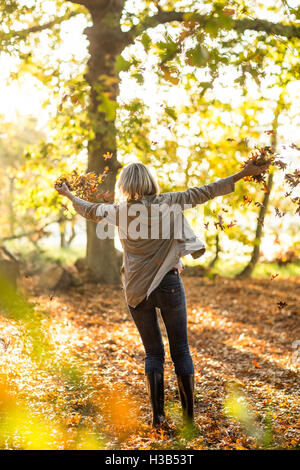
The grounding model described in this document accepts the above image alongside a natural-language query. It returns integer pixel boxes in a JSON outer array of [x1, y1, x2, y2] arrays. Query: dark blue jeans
[[128, 270, 194, 376]]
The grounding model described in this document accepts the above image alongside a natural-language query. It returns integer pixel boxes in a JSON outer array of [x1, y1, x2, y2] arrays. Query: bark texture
[[82, 1, 125, 283]]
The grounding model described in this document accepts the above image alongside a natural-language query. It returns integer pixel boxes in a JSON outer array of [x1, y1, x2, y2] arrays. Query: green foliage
[[140, 32, 152, 52], [224, 382, 275, 449], [114, 54, 132, 73], [186, 44, 210, 67], [97, 92, 118, 122]]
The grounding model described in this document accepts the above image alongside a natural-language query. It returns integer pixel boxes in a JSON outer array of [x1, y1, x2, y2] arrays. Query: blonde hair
[[117, 162, 159, 201]]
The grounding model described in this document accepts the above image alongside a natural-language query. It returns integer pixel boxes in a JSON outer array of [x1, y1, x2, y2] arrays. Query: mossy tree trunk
[[72, 1, 126, 283]]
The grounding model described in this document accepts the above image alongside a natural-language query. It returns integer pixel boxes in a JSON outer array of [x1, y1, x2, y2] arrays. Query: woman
[[55, 159, 269, 428]]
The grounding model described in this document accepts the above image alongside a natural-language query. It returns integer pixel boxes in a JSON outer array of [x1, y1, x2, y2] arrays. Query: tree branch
[[5, 11, 80, 42], [0, 217, 67, 242], [67, 0, 112, 11], [124, 10, 300, 45]]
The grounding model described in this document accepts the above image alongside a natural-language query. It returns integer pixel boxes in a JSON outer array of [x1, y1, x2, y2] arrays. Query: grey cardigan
[[72, 176, 235, 307]]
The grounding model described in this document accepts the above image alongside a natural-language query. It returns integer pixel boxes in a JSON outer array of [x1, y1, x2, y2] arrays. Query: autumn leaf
[[252, 360, 262, 369], [274, 208, 285, 218], [285, 170, 300, 189], [214, 215, 225, 231], [264, 130, 275, 135], [277, 301, 287, 310], [242, 195, 252, 206], [291, 197, 300, 215], [103, 152, 113, 160], [227, 220, 237, 228], [273, 159, 287, 170], [290, 143, 300, 151]]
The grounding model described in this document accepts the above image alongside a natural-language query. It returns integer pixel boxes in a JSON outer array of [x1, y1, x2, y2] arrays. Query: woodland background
[[0, 0, 299, 450]]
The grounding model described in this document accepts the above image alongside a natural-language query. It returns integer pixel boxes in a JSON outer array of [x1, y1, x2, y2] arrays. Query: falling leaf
[[290, 143, 300, 151], [291, 197, 300, 215], [214, 215, 225, 231], [274, 208, 285, 218], [227, 220, 237, 228], [242, 195, 252, 206], [252, 360, 262, 369], [285, 170, 300, 189], [103, 152, 113, 160], [264, 130, 275, 135], [273, 159, 287, 170], [0, 338, 9, 354], [277, 301, 287, 310]]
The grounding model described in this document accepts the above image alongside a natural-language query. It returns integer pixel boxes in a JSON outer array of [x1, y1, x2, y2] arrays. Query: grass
[[38, 246, 86, 265], [209, 259, 300, 278], [7, 240, 300, 279]]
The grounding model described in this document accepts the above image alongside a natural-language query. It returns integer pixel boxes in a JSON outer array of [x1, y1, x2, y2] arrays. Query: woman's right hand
[[242, 159, 271, 177], [54, 182, 72, 199]]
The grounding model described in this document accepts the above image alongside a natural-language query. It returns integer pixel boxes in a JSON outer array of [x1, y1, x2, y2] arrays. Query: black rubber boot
[[176, 374, 194, 424], [146, 372, 165, 427]]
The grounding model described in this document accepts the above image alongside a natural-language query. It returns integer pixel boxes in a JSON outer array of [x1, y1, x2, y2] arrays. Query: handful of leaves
[[55, 151, 115, 202], [55, 168, 114, 202], [241, 145, 276, 185], [239, 144, 299, 214]]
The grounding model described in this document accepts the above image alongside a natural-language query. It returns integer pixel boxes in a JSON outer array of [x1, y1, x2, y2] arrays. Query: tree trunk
[[59, 218, 67, 248], [208, 233, 220, 268], [59, 218, 76, 248], [0, 246, 20, 288], [237, 95, 283, 278], [83, 3, 125, 283], [237, 171, 274, 278], [8, 177, 16, 237]]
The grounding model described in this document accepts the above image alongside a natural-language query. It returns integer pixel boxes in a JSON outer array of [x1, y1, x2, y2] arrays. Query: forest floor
[[0, 273, 299, 450]]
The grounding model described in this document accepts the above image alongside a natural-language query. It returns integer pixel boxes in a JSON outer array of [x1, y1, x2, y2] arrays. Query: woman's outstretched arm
[[166, 160, 271, 208], [54, 183, 115, 223]]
